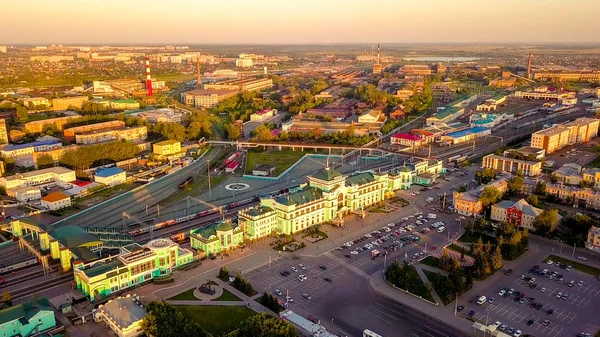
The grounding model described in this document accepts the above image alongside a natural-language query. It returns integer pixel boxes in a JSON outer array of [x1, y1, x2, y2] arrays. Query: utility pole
[[454, 292, 458, 316], [207, 159, 212, 200], [572, 244, 576, 258]]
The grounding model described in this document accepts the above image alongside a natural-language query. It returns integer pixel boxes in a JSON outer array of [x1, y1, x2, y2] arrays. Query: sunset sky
[[2, 0, 598, 44]]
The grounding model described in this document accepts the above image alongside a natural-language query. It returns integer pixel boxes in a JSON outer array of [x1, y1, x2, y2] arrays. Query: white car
[[513, 330, 522, 337], [299, 264, 306, 270], [409, 193, 416, 196], [291, 266, 299, 272], [437, 226, 445, 233], [427, 213, 437, 219], [364, 233, 372, 238], [547, 260, 554, 265], [577, 256, 588, 261], [350, 250, 359, 255], [493, 321, 502, 328], [297, 275, 305, 282], [499, 289, 506, 296], [286, 296, 294, 303], [274, 289, 283, 296]]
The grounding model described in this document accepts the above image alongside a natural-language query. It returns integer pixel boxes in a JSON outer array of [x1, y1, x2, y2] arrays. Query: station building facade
[[73, 239, 193, 301], [189, 221, 244, 255], [239, 159, 444, 240]]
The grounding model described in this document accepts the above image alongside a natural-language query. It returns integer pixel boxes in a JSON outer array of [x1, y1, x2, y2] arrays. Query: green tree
[[563, 214, 595, 247], [507, 176, 524, 195], [457, 185, 467, 193], [478, 187, 503, 210], [235, 313, 297, 337], [253, 125, 273, 142], [141, 302, 208, 337], [475, 168, 496, 185], [185, 121, 203, 140], [16, 106, 28, 122], [533, 209, 560, 235], [550, 174, 558, 184], [258, 292, 283, 313], [226, 123, 241, 141], [526, 195, 539, 207], [35, 154, 54, 169], [534, 181, 547, 195], [218, 267, 229, 281]]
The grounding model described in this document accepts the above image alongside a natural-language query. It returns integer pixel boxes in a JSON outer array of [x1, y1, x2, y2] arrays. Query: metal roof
[[95, 167, 125, 178]]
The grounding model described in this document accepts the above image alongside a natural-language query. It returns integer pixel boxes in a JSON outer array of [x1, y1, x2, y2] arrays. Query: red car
[[430, 245, 437, 250]]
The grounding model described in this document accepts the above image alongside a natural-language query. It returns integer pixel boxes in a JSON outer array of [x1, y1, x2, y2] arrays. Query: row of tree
[[471, 238, 504, 279], [258, 292, 284, 313], [60, 140, 141, 171], [250, 125, 376, 146]]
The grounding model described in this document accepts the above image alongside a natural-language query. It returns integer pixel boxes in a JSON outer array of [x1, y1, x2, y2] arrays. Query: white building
[[94, 167, 127, 186], [8, 186, 42, 202], [93, 294, 146, 337], [0, 167, 76, 190], [236, 58, 253, 68], [40, 191, 72, 210]]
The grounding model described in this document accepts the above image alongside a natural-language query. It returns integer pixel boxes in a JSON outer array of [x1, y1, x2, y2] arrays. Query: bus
[[363, 329, 383, 337]]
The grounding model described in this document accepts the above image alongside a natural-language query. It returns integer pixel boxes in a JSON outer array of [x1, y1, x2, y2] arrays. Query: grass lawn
[[386, 265, 434, 302], [543, 255, 600, 277], [167, 288, 197, 301], [179, 306, 256, 337], [458, 232, 496, 244], [245, 150, 306, 176], [212, 289, 242, 302], [421, 256, 441, 269]]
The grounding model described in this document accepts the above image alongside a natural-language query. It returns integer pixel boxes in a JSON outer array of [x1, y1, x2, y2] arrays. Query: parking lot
[[458, 255, 600, 337]]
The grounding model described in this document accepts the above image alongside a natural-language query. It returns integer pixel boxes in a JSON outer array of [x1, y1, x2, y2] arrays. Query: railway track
[[0, 268, 46, 289], [11, 273, 73, 301]]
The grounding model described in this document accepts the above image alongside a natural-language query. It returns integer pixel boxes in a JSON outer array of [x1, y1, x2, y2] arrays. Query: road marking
[[363, 308, 393, 324], [324, 252, 371, 279], [367, 305, 399, 321]]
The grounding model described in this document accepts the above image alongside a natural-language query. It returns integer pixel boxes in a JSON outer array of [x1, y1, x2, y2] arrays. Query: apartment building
[[452, 179, 509, 216], [545, 183, 600, 209], [490, 199, 544, 230], [481, 154, 542, 176], [180, 89, 237, 108], [24, 115, 83, 133], [235, 58, 253, 68], [75, 126, 147, 145], [0, 166, 76, 190], [0, 140, 63, 158], [63, 120, 126, 142], [399, 65, 432, 75], [152, 140, 184, 160], [52, 96, 89, 111], [250, 108, 276, 122], [530, 118, 600, 154], [203, 77, 273, 92], [514, 90, 574, 100], [22, 97, 50, 108]]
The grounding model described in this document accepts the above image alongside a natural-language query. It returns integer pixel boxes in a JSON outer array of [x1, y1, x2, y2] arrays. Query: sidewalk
[[414, 266, 443, 305]]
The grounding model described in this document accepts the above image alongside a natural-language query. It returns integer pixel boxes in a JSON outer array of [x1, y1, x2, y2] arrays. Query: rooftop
[[493, 199, 544, 218], [533, 125, 570, 137], [154, 139, 180, 146], [275, 187, 324, 206], [2, 140, 62, 152], [346, 171, 376, 186], [183, 89, 237, 96], [311, 169, 342, 182], [0, 297, 52, 326], [41, 191, 70, 203], [98, 295, 146, 330], [446, 126, 490, 139], [50, 225, 103, 250], [242, 206, 274, 217], [95, 167, 126, 178], [83, 259, 125, 278], [392, 133, 422, 141]]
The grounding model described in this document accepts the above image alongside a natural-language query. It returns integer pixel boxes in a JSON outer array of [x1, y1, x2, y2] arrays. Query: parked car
[[302, 293, 312, 300], [274, 289, 283, 296], [319, 265, 327, 271]]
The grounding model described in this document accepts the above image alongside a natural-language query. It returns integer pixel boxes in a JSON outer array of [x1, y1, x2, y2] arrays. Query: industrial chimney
[[145, 56, 153, 96]]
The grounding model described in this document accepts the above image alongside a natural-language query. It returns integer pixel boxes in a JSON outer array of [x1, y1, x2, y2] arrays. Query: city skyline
[[2, 0, 599, 44]]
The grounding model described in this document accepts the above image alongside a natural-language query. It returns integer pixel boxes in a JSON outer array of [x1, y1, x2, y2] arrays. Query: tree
[[235, 313, 297, 337], [225, 124, 241, 141], [457, 185, 467, 193], [218, 267, 229, 281], [535, 181, 547, 195], [1, 292, 11, 305], [253, 125, 273, 142], [475, 168, 496, 185], [526, 195, 539, 207], [16, 106, 28, 122], [562, 214, 594, 247], [478, 187, 503, 209], [155, 122, 186, 142], [491, 244, 504, 270], [550, 174, 558, 184], [35, 154, 54, 169], [258, 292, 283, 313], [185, 121, 203, 140], [507, 176, 524, 195], [141, 302, 209, 337], [533, 209, 560, 235]]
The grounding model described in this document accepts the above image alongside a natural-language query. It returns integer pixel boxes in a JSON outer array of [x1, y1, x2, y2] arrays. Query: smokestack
[[197, 55, 202, 89], [377, 44, 380, 65], [145, 56, 153, 97], [526, 52, 533, 80]]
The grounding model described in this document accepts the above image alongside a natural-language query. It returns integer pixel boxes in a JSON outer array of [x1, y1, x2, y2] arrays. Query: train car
[[179, 176, 194, 189], [223, 152, 240, 166], [0, 257, 39, 275], [225, 161, 238, 173], [446, 154, 461, 163], [170, 232, 187, 243]]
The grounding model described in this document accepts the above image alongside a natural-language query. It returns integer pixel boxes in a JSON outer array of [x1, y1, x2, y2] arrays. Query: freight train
[[127, 187, 297, 237]]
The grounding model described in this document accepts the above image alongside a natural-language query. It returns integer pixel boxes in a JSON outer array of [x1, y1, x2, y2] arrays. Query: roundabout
[[224, 183, 250, 191]]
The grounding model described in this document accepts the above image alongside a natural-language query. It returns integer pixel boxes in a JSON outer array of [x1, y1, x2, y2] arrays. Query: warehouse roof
[[50, 226, 103, 249], [95, 167, 125, 178]]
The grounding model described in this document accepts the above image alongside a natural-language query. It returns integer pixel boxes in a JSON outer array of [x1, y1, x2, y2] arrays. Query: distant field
[[245, 150, 306, 176]]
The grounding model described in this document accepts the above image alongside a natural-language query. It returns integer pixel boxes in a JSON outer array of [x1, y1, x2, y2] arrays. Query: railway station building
[[73, 238, 194, 301], [0, 297, 57, 337], [189, 221, 244, 255]]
